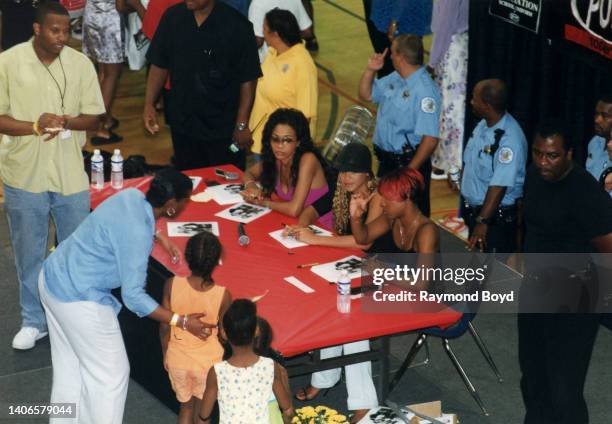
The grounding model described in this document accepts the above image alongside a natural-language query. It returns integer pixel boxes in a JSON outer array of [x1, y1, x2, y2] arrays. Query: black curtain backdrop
[[467, 0, 612, 164]]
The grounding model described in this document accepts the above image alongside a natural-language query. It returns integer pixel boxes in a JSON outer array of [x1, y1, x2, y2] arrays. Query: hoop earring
[[166, 207, 176, 217]]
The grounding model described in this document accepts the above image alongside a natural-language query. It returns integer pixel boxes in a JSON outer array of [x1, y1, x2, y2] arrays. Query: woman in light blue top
[[40, 169, 214, 424]]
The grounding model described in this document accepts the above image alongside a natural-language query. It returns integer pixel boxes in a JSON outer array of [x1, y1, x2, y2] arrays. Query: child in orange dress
[[160, 231, 232, 424]]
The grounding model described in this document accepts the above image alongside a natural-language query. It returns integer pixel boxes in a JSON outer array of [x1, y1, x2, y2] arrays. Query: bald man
[[452, 79, 527, 255]]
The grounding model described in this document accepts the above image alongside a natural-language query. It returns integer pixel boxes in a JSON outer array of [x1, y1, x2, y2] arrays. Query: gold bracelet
[[32, 121, 41, 136], [169, 313, 179, 326], [245, 180, 261, 189]]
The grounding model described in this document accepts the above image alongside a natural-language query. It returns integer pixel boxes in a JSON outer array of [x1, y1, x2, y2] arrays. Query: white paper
[[167, 221, 220, 237], [284, 276, 314, 293], [269, 229, 308, 248], [206, 183, 244, 205], [191, 191, 213, 203], [310, 255, 363, 283], [215, 202, 271, 224], [189, 176, 202, 191], [269, 225, 333, 249]]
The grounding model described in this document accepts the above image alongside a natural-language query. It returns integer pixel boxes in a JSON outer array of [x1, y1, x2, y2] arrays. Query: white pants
[[311, 340, 378, 410], [39, 272, 130, 424]]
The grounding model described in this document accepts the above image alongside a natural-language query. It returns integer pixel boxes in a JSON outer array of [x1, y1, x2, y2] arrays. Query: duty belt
[[461, 200, 519, 225], [374, 145, 415, 169]]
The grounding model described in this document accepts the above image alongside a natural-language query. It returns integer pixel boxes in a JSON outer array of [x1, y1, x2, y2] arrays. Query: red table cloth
[[90, 166, 460, 357]]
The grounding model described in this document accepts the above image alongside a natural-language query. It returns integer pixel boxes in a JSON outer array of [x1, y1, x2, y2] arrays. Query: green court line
[[315, 61, 339, 142], [321, 0, 366, 22]]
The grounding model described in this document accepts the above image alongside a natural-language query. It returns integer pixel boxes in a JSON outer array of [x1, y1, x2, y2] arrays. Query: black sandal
[[91, 131, 123, 146]]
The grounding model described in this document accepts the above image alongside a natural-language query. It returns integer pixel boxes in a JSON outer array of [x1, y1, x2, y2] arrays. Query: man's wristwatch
[[475, 215, 490, 225], [236, 122, 248, 131]]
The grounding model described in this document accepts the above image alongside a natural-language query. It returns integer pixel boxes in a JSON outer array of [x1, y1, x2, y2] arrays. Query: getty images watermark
[[358, 253, 612, 314]]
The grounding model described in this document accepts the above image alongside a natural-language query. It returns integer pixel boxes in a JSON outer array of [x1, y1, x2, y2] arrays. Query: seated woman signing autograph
[[241, 108, 333, 228], [284, 142, 383, 249]]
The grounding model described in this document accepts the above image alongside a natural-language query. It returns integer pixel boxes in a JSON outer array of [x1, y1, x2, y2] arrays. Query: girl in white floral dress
[[197, 299, 295, 424]]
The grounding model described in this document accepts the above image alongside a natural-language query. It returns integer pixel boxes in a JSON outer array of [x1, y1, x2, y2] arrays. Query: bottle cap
[[94, 149, 100, 155], [340, 269, 349, 277], [113, 149, 121, 155]]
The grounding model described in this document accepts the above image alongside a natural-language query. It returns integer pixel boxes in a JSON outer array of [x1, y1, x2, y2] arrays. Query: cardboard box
[[406, 401, 458, 424], [357, 401, 458, 424]]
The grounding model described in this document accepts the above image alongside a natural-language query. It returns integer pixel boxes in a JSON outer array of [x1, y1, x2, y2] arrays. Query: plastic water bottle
[[449, 165, 461, 189], [322, 105, 374, 164], [110, 149, 124, 189], [91, 149, 104, 189], [337, 270, 351, 314]]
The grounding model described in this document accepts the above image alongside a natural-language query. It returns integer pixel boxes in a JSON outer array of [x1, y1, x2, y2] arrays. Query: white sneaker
[[12, 327, 48, 350]]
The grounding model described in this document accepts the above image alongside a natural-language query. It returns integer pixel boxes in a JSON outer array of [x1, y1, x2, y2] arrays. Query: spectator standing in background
[[82, 0, 124, 145], [248, 8, 318, 159], [144, 0, 261, 170], [248, 0, 313, 62], [429, 0, 469, 179]]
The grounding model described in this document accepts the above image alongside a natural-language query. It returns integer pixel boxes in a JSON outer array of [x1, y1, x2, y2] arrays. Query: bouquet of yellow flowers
[[292, 406, 349, 424]]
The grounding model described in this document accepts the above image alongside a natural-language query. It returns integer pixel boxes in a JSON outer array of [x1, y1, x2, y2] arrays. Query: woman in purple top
[[242, 108, 333, 228]]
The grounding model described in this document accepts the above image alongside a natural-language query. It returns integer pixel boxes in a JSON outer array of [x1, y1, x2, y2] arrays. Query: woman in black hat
[[286, 142, 385, 249]]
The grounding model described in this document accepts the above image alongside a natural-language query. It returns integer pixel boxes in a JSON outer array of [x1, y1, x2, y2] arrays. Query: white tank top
[[214, 356, 274, 424]]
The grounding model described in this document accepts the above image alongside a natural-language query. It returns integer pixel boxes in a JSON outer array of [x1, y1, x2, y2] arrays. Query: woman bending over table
[[40, 169, 215, 424], [242, 108, 333, 228]]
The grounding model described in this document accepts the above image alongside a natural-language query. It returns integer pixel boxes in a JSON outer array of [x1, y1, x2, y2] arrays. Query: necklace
[[398, 215, 420, 250], [41, 56, 67, 113]]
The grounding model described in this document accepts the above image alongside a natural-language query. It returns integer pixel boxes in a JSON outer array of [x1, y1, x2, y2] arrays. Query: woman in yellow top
[[249, 8, 318, 156]]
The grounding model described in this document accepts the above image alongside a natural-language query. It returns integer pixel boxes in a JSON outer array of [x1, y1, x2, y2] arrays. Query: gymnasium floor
[[75, 0, 465, 241]]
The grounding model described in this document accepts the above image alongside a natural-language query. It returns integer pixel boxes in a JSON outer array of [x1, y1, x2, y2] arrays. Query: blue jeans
[[3, 184, 90, 331]]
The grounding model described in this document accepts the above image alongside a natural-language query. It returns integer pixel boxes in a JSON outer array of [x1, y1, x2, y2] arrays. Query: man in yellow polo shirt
[[0, 2, 104, 350]]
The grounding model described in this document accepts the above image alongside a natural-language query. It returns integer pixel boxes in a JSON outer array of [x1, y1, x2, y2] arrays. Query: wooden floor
[[1, 0, 462, 239]]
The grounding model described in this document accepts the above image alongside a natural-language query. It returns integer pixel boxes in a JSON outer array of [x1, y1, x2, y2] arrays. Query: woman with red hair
[[350, 167, 439, 255]]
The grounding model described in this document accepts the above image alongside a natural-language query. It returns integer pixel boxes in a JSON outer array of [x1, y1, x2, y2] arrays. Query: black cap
[[335, 142, 372, 173]]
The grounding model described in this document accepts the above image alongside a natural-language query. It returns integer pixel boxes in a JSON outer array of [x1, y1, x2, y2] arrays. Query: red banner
[[564, 24, 612, 60], [60, 0, 85, 16]]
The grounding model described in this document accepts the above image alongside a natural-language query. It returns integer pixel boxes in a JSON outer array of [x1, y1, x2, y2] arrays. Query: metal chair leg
[[442, 339, 489, 416], [468, 321, 503, 383], [405, 338, 430, 369], [389, 333, 427, 392]]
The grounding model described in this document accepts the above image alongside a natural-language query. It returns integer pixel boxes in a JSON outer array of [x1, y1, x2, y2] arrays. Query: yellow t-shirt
[[0, 40, 105, 195], [249, 43, 318, 154]]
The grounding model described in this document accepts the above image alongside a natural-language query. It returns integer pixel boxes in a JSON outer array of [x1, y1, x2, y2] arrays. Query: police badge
[[498, 147, 514, 164], [421, 97, 436, 113]]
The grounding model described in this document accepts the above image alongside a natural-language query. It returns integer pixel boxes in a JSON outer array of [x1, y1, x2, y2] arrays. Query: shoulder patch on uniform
[[421, 97, 436, 114], [498, 147, 514, 164]]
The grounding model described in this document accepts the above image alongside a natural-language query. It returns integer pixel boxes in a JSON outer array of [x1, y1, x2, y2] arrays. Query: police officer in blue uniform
[[359, 34, 440, 216], [585, 94, 612, 181], [455, 79, 527, 254]]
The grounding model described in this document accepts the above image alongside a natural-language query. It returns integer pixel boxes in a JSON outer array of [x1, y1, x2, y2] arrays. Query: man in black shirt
[[519, 122, 612, 424], [143, 0, 261, 170], [1, 0, 59, 51]]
